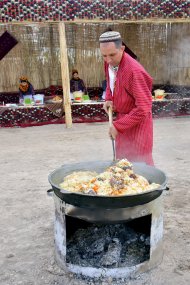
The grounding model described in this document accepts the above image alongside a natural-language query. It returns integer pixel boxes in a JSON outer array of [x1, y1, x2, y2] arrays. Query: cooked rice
[[59, 159, 160, 196]]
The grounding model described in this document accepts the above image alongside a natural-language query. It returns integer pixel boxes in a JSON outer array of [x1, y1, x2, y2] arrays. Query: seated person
[[70, 69, 87, 98], [19, 76, 35, 99]]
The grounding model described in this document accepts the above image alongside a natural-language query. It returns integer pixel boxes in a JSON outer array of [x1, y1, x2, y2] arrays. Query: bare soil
[[0, 117, 190, 285]]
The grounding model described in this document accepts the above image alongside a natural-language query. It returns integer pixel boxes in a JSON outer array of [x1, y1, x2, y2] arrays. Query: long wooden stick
[[58, 22, 72, 128], [108, 106, 113, 126], [108, 107, 116, 161]]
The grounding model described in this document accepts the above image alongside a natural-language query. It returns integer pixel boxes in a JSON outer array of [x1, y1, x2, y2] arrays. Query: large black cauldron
[[48, 161, 168, 209]]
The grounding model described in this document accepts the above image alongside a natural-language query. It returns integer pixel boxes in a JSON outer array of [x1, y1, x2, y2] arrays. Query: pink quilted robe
[[105, 53, 154, 166]]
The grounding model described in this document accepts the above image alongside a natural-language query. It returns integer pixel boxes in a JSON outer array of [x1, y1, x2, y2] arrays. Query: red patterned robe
[[105, 52, 154, 165]]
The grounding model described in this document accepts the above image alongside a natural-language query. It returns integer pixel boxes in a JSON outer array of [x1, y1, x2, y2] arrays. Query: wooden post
[[58, 22, 72, 128]]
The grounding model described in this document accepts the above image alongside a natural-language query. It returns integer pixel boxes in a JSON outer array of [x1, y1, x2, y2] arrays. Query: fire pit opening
[[65, 215, 151, 268]]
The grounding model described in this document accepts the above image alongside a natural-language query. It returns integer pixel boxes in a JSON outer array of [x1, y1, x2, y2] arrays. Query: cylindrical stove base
[[53, 194, 163, 279]]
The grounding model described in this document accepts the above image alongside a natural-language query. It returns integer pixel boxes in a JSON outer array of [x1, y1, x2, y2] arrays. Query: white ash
[[66, 223, 150, 268], [72, 273, 142, 285]]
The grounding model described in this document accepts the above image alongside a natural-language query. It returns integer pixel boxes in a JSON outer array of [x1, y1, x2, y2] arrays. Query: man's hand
[[103, 101, 113, 114], [109, 124, 118, 140]]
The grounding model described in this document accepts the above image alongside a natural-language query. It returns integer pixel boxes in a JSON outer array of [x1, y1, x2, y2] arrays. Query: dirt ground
[[0, 117, 190, 285]]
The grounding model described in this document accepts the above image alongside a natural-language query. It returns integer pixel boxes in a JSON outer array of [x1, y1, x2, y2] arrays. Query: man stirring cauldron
[[99, 31, 154, 165]]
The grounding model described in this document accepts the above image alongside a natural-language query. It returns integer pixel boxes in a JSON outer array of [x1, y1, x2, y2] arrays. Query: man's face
[[100, 42, 124, 67]]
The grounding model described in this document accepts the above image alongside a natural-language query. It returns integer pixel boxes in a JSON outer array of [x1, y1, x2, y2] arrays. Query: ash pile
[[66, 223, 150, 268]]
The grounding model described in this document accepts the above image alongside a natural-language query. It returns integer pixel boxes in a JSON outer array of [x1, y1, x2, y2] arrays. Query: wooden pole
[[58, 22, 72, 128]]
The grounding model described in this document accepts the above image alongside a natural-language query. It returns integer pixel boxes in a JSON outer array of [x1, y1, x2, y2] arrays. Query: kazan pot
[[48, 161, 168, 209]]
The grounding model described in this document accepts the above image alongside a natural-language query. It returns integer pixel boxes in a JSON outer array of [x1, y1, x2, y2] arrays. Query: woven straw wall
[[0, 21, 189, 92]]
